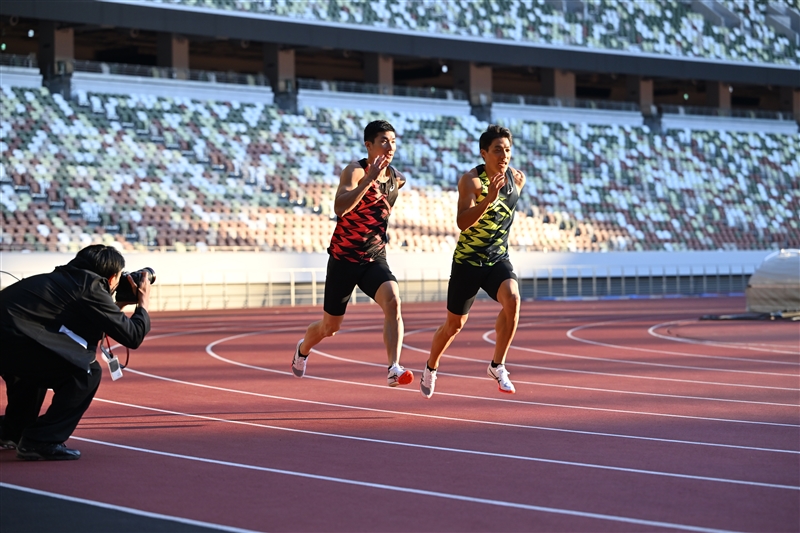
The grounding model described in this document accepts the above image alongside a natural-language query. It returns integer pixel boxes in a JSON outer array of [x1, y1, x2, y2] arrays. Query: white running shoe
[[487, 364, 515, 394], [420, 366, 438, 399], [291, 339, 307, 378], [387, 364, 414, 387]]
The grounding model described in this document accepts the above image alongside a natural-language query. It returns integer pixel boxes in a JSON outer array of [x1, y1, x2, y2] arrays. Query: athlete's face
[[365, 131, 396, 163], [481, 137, 512, 174]]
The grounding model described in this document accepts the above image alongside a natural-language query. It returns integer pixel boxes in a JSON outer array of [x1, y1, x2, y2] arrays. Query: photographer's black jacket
[[0, 259, 150, 371]]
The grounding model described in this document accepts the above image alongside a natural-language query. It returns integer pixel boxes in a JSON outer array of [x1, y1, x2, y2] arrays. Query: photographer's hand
[[135, 273, 151, 312]]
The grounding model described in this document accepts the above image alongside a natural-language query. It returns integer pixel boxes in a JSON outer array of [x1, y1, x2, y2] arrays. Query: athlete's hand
[[486, 171, 506, 199], [364, 154, 390, 183]]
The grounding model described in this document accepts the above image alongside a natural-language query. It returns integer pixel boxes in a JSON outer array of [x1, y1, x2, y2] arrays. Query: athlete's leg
[[373, 280, 403, 366], [295, 256, 354, 363], [300, 312, 345, 355], [427, 311, 469, 369], [492, 278, 521, 365], [428, 262, 481, 369]]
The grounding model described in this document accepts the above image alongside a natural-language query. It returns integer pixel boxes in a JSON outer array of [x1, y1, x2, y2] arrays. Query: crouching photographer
[[0, 245, 152, 461]]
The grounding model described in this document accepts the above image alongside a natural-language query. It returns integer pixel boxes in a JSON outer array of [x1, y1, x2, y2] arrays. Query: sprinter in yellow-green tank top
[[420, 125, 526, 398]]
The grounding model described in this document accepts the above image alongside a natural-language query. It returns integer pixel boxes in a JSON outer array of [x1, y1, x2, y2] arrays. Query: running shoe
[[420, 366, 437, 399], [487, 364, 515, 394], [0, 439, 17, 450], [291, 339, 307, 378], [387, 364, 413, 387]]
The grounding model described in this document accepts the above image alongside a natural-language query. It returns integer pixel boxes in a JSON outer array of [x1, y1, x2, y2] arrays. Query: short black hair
[[74, 244, 125, 278], [479, 125, 513, 152], [364, 120, 395, 143]]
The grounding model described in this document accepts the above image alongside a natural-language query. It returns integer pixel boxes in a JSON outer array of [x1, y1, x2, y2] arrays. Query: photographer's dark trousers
[[0, 339, 101, 446]]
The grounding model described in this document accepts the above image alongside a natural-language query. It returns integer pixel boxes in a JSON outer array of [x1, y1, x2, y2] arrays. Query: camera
[[115, 267, 156, 304]]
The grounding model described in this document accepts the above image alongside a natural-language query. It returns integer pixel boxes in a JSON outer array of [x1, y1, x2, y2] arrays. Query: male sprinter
[[291, 120, 413, 387], [420, 125, 525, 398]]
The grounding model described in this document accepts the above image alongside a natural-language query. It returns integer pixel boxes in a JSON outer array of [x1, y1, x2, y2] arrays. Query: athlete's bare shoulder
[[457, 167, 482, 196], [459, 167, 480, 183], [340, 160, 366, 183]]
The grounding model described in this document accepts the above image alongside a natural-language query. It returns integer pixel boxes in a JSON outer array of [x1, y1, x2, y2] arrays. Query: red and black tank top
[[328, 158, 399, 263]]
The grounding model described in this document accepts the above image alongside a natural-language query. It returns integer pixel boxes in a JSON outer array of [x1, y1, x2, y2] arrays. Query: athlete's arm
[[395, 169, 407, 189], [455, 169, 505, 231], [333, 155, 389, 217], [512, 167, 526, 192]]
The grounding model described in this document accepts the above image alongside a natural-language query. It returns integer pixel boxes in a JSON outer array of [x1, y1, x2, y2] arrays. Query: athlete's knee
[[505, 291, 521, 312], [381, 292, 401, 318], [442, 315, 467, 337], [321, 316, 343, 337], [499, 283, 521, 313]]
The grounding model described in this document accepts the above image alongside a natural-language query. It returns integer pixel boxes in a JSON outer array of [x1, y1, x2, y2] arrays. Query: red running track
[[1, 296, 799, 532]]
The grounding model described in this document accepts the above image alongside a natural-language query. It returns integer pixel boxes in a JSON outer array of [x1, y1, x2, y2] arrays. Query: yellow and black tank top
[[453, 165, 518, 267]]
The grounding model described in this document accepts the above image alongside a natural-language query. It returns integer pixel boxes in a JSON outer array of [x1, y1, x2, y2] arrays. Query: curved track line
[[565, 323, 797, 376], [0, 483, 260, 533], [206, 331, 799, 428], [565, 322, 799, 374], [119, 358, 798, 455], [648, 320, 800, 356], [398, 329, 799, 393], [66, 437, 745, 533], [88, 398, 800, 491], [396, 341, 797, 408]]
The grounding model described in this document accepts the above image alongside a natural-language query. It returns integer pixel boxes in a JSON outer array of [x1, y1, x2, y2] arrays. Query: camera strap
[[100, 334, 130, 381]]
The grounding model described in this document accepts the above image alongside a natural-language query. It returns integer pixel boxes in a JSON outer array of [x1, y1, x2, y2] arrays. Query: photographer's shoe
[[487, 363, 516, 394], [17, 442, 81, 461], [291, 339, 308, 378], [387, 364, 413, 387], [0, 439, 17, 450]]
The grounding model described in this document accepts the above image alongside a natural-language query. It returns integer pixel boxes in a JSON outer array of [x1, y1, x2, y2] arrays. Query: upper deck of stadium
[[116, 0, 800, 66]]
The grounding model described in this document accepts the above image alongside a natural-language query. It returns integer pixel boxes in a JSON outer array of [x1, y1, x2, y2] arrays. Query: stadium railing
[[72, 60, 271, 88], [1, 262, 756, 310], [492, 93, 640, 112], [297, 78, 467, 101], [660, 104, 796, 122]]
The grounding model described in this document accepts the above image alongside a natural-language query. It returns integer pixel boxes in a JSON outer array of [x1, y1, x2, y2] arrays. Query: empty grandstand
[[0, 0, 798, 305]]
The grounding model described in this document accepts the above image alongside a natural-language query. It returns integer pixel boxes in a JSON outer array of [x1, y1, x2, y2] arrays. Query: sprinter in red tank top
[[291, 120, 413, 388]]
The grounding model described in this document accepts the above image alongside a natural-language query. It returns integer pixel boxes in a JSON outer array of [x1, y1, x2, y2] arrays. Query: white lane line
[[465, 336, 799, 392], [124, 368, 798, 455], [398, 327, 799, 393], [648, 320, 800, 356], [0, 483, 261, 533], [113, 327, 799, 452], [397, 334, 798, 407], [207, 332, 800, 428], [565, 322, 799, 374], [399, 341, 797, 407], [88, 398, 800, 491], [65, 437, 745, 533]]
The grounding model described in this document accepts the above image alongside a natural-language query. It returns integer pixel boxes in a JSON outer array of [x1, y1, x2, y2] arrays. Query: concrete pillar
[[38, 21, 74, 97], [453, 61, 492, 121], [706, 80, 731, 110], [157, 33, 189, 78], [627, 76, 654, 115], [542, 68, 575, 101], [779, 86, 800, 123], [364, 53, 393, 95], [264, 44, 297, 113]]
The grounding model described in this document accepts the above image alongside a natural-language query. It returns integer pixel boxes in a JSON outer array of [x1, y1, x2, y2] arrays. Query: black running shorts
[[446, 260, 518, 316], [323, 255, 398, 316]]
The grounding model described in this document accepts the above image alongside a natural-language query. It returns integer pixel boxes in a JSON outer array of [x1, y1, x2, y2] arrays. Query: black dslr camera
[[115, 267, 156, 304]]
